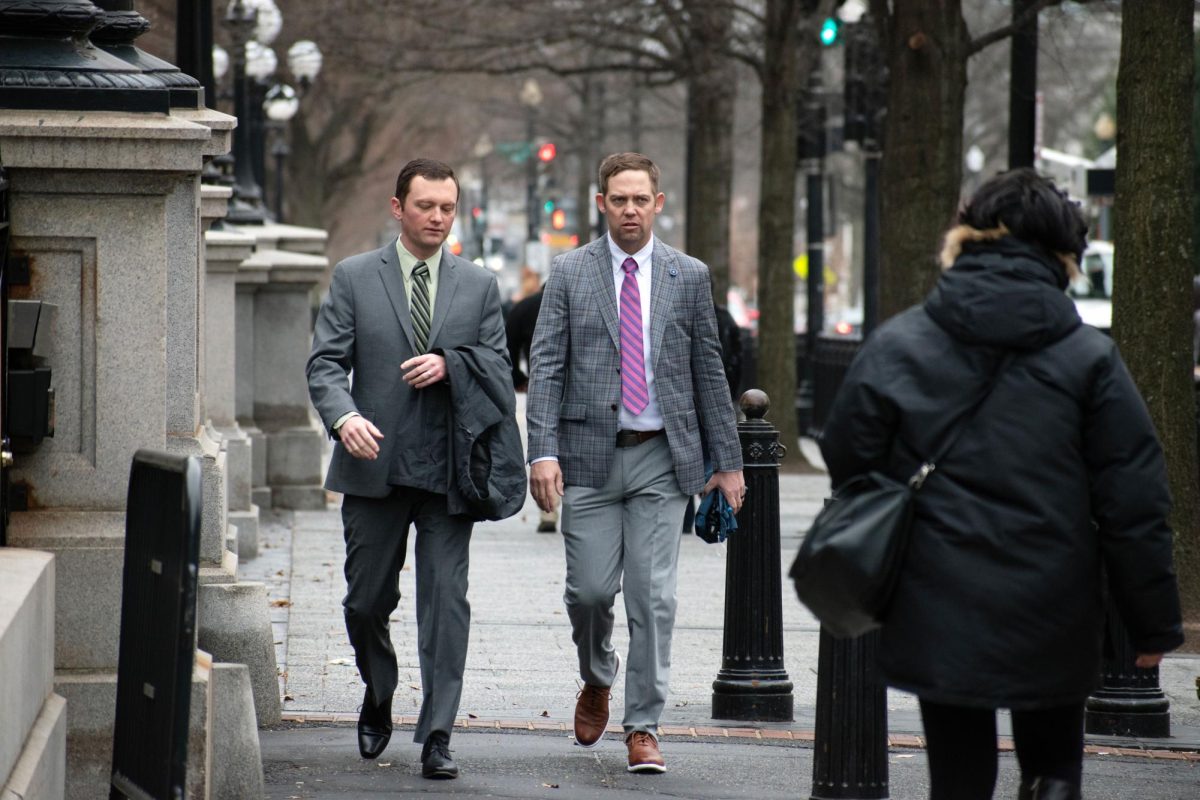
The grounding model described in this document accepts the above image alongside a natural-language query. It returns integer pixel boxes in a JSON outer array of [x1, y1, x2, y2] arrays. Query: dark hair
[[394, 158, 459, 205], [958, 168, 1088, 263], [598, 152, 661, 195]]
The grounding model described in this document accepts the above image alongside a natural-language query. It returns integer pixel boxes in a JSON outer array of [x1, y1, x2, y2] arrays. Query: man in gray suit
[[526, 152, 745, 773], [307, 158, 508, 779]]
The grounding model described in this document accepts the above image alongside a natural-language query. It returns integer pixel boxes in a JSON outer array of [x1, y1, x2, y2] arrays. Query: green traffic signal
[[820, 17, 839, 46], [543, 199, 555, 214]]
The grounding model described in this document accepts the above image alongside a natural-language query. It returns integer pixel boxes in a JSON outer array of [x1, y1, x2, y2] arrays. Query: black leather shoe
[[1029, 778, 1081, 800], [421, 731, 459, 779], [357, 689, 392, 760]]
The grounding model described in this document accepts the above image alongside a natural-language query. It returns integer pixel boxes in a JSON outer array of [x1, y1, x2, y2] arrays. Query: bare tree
[[1112, 0, 1200, 621]]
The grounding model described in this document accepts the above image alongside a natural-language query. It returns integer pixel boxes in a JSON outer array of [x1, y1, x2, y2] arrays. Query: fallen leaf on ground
[[377, 762, 391, 768], [410, 684, 420, 690], [283, 694, 294, 701], [327, 658, 353, 666], [540, 710, 550, 717], [468, 713, 478, 719], [270, 599, 292, 607], [542, 783, 559, 789]]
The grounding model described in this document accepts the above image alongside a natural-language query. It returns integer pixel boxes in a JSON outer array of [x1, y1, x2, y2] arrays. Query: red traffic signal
[[537, 142, 557, 162], [551, 208, 567, 230]]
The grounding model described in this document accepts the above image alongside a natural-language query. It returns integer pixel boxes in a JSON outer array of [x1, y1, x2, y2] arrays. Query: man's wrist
[[332, 411, 360, 433], [530, 456, 559, 465]]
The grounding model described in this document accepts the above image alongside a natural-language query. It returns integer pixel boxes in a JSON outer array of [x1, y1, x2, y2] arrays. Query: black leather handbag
[[790, 353, 1013, 638]]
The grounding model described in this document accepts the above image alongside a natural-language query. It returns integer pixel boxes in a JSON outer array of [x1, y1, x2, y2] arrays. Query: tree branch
[[966, 0, 1068, 57]]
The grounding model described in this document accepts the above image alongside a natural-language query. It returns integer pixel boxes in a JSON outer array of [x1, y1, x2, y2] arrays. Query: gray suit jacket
[[307, 239, 508, 499], [526, 237, 741, 495]]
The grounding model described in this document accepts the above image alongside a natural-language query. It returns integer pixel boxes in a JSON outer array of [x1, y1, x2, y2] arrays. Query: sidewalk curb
[[278, 712, 1200, 761]]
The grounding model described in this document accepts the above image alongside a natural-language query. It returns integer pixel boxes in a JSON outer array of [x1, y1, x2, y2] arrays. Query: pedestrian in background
[[819, 168, 1183, 800], [307, 158, 519, 780], [506, 278, 559, 533], [526, 152, 744, 773]]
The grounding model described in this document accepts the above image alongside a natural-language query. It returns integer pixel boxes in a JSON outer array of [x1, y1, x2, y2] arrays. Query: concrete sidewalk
[[241, 396, 1200, 796]]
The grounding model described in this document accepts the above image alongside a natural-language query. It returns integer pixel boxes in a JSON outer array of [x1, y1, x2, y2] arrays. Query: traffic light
[[551, 208, 567, 230], [543, 198, 556, 215], [537, 142, 557, 162], [819, 17, 839, 46]]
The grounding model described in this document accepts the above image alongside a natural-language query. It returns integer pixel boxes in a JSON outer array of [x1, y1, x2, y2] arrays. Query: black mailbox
[[7, 299, 56, 448]]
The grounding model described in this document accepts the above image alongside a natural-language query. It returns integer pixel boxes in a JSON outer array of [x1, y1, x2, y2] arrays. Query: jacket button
[[610, 403, 617, 411]]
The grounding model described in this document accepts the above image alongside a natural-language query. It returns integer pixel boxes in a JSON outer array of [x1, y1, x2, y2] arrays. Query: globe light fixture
[[287, 40, 323, 89], [264, 83, 299, 122]]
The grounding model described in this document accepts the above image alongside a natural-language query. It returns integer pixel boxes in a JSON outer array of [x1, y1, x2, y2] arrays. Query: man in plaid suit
[[526, 152, 745, 774]]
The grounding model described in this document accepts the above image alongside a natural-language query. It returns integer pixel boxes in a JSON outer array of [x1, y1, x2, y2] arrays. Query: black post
[[796, 71, 826, 435], [1008, 0, 1038, 169], [175, 0, 215, 105], [862, 147, 881, 336], [250, 79, 269, 197], [1085, 590, 1171, 737], [526, 109, 539, 245], [811, 629, 889, 799], [271, 134, 288, 223], [711, 390, 794, 722]]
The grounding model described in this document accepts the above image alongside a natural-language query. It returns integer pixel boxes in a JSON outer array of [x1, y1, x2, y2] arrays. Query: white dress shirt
[[610, 234, 664, 432]]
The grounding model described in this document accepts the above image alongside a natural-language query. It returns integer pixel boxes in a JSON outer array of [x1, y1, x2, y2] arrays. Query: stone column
[[202, 187, 260, 558], [233, 222, 329, 510], [0, 106, 230, 800]]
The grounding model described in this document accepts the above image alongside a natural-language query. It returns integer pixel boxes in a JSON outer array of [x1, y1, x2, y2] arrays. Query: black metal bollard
[[1085, 592, 1170, 737], [711, 390, 794, 721], [811, 629, 889, 799]]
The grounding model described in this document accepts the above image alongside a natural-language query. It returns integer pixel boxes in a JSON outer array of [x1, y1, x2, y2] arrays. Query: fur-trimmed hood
[[925, 235, 1081, 350]]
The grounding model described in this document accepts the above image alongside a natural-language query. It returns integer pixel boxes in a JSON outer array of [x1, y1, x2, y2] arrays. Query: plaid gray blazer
[[526, 237, 741, 495]]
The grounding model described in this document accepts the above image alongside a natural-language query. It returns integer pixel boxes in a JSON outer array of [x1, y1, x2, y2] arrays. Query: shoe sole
[[627, 763, 666, 774], [574, 652, 621, 748], [422, 769, 459, 780]]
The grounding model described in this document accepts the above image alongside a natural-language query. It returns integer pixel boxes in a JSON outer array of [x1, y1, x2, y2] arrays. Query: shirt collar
[[608, 234, 655, 274], [396, 237, 443, 277]]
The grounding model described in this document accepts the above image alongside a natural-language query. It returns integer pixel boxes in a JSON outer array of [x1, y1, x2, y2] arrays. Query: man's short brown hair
[[598, 152, 660, 196], [394, 158, 460, 205]]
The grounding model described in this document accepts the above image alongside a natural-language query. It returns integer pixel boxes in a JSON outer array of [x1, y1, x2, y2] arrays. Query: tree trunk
[[756, 0, 801, 457], [1113, 0, 1200, 620], [575, 76, 598, 243], [684, 2, 736, 301], [879, 1, 969, 320]]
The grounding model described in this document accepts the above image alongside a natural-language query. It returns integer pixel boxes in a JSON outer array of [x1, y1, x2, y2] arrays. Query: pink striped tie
[[620, 257, 648, 416]]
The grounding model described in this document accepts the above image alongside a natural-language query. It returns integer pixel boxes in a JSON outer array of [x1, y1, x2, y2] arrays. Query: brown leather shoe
[[625, 731, 666, 773], [573, 652, 619, 748], [573, 683, 612, 748]]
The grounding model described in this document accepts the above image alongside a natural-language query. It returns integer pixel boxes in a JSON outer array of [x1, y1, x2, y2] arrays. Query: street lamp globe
[[519, 78, 543, 109], [473, 132, 494, 160], [264, 83, 299, 122], [212, 44, 229, 81], [246, 40, 277, 81], [965, 144, 985, 174], [247, 0, 283, 45], [287, 40, 323, 86]]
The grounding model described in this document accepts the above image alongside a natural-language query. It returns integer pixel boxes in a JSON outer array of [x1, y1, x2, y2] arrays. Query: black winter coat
[[820, 238, 1184, 709]]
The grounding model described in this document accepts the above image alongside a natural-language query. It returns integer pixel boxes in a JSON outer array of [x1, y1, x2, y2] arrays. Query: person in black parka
[[820, 169, 1183, 800]]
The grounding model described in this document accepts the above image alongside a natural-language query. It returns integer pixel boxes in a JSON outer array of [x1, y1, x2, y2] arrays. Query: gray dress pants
[[560, 435, 690, 738], [341, 488, 473, 743]]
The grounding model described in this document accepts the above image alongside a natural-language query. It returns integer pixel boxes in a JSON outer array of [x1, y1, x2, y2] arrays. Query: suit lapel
[[649, 241, 679, 372], [377, 240, 419, 353], [428, 248, 459, 347], [585, 239, 621, 349]]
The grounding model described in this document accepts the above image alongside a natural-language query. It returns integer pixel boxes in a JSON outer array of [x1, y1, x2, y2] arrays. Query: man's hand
[[1135, 653, 1164, 669], [530, 460, 564, 513], [703, 470, 746, 514], [401, 353, 447, 388], [339, 415, 384, 460]]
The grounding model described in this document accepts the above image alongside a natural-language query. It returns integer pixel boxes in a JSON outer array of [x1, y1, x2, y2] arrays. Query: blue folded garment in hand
[[695, 484, 738, 544]]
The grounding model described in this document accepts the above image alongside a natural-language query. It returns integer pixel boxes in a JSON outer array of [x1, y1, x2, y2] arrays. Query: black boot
[[421, 731, 459, 779], [1030, 777, 1081, 800]]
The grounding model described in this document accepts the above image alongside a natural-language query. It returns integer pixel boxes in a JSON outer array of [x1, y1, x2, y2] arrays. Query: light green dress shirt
[[396, 237, 441, 312]]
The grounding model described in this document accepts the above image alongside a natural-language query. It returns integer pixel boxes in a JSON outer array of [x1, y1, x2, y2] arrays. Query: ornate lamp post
[[223, 0, 268, 224], [263, 84, 298, 222]]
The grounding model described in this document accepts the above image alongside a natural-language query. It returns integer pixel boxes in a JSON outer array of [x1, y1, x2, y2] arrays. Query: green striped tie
[[411, 261, 432, 352]]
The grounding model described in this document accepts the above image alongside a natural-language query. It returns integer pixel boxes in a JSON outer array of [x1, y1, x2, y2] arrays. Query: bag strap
[[908, 350, 1015, 490]]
